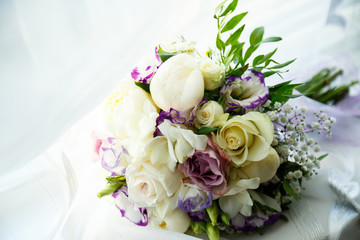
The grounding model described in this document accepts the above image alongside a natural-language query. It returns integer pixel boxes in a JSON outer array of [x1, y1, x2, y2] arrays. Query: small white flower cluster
[[160, 36, 196, 54], [265, 102, 336, 201]]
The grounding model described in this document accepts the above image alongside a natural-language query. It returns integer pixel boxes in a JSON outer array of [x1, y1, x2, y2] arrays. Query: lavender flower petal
[[100, 137, 128, 175], [154, 108, 187, 137], [113, 185, 148, 226], [131, 47, 162, 84], [220, 70, 269, 113], [178, 185, 212, 212], [188, 210, 206, 222]]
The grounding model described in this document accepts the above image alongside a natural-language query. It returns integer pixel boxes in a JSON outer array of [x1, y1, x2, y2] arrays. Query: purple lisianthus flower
[[230, 211, 281, 232], [220, 70, 269, 113], [178, 184, 212, 212], [178, 140, 230, 196], [93, 133, 129, 175], [131, 47, 162, 84], [230, 190, 282, 231], [178, 184, 212, 222], [113, 185, 148, 226], [153, 108, 187, 137]]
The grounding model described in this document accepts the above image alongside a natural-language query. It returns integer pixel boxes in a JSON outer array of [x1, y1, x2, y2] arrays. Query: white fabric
[[0, 0, 360, 239]]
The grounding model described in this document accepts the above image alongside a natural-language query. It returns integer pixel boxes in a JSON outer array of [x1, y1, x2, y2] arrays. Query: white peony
[[199, 57, 225, 90], [194, 100, 229, 129], [150, 54, 204, 111], [104, 81, 159, 156]]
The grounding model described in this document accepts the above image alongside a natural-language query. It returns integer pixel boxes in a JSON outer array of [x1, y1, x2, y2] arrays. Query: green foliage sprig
[[213, 0, 295, 78]]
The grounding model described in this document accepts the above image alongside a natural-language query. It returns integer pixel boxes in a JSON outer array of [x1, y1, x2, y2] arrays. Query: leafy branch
[[213, 0, 294, 78]]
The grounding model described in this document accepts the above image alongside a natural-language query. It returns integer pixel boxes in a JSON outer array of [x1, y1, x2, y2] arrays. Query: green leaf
[[206, 202, 218, 226], [97, 183, 123, 198], [282, 94, 302, 98], [225, 24, 245, 46], [106, 176, 126, 185], [269, 59, 296, 69], [250, 26, 264, 46], [317, 153, 329, 161], [135, 81, 150, 94], [206, 223, 220, 240], [229, 63, 249, 76], [263, 48, 277, 62], [216, 34, 225, 51], [221, 213, 230, 226], [253, 200, 279, 214], [219, 0, 238, 17], [190, 221, 206, 234], [282, 180, 300, 201], [243, 45, 258, 63], [252, 48, 278, 67], [214, 0, 229, 17], [252, 55, 264, 66], [156, 47, 176, 62], [261, 36, 282, 43], [225, 42, 244, 65], [263, 71, 277, 78], [198, 127, 218, 135], [269, 81, 302, 104], [221, 12, 248, 33]]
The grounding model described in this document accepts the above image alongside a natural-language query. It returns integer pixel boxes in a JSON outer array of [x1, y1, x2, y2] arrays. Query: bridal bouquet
[[94, 1, 335, 239]]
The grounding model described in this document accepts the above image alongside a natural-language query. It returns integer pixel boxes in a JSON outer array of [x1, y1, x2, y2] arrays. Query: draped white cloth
[[0, 0, 359, 239]]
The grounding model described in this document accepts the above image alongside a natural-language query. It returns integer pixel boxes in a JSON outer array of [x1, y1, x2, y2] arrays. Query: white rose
[[150, 54, 204, 111], [104, 82, 159, 156], [214, 112, 274, 166], [199, 57, 225, 90], [126, 158, 182, 208], [241, 147, 280, 183], [194, 101, 229, 129]]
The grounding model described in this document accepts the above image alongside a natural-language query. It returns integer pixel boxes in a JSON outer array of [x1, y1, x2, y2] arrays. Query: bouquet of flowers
[[94, 1, 335, 239]]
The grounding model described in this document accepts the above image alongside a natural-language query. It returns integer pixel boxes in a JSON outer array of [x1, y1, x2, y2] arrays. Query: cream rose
[[150, 54, 204, 111], [194, 101, 229, 129], [104, 82, 159, 156], [214, 112, 274, 166], [126, 158, 182, 208], [241, 147, 280, 183], [199, 57, 225, 90]]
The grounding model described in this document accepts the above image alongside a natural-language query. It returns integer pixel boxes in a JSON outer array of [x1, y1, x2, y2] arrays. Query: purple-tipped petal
[[154, 108, 187, 137], [113, 185, 148, 226], [131, 47, 162, 84], [230, 209, 282, 232], [178, 185, 212, 212], [100, 137, 128, 175], [188, 210, 206, 222], [220, 70, 269, 113]]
